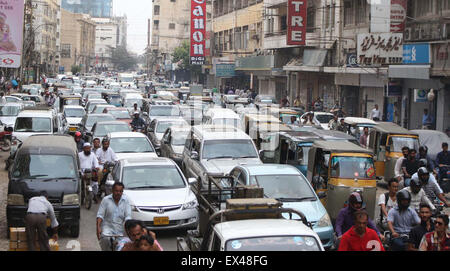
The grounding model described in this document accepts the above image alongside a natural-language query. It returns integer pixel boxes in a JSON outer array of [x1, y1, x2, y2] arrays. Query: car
[[147, 105, 181, 122], [5, 96, 22, 103], [148, 117, 189, 152], [103, 107, 132, 125], [106, 132, 158, 160], [79, 113, 116, 134], [21, 95, 45, 105], [0, 103, 24, 127], [63, 105, 86, 134], [203, 108, 242, 130], [12, 108, 64, 143], [122, 93, 143, 112], [180, 105, 203, 126], [105, 157, 198, 230], [301, 112, 335, 130], [160, 125, 191, 166], [228, 164, 334, 249], [92, 104, 116, 114], [86, 99, 107, 113], [86, 121, 131, 143]]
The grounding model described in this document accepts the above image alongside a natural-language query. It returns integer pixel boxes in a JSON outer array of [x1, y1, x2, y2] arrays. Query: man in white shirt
[[370, 104, 381, 121], [25, 191, 59, 251], [96, 138, 118, 199], [395, 147, 410, 184], [92, 138, 102, 158], [79, 143, 101, 200]]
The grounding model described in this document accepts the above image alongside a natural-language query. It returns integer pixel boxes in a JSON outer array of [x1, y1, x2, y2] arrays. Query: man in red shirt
[[338, 210, 385, 251]]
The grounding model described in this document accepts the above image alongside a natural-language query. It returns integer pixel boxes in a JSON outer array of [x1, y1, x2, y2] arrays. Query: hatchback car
[[148, 117, 189, 152], [106, 157, 198, 230]]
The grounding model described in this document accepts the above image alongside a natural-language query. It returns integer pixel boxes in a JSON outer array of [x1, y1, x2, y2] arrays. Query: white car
[[301, 112, 335, 130], [62, 105, 85, 134], [106, 132, 158, 160], [106, 157, 199, 230], [0, 103, 24, 127]]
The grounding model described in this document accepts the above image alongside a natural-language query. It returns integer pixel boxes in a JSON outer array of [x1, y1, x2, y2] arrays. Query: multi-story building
[[61, 0, 113, 18], [60, 9, 96, 74], [150, 0, 190, 77], [32, 0, 62, 77]]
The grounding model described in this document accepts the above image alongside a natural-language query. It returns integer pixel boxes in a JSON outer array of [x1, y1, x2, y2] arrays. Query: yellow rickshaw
[[307, 141, 377, 221], [261, 107, 301, 124], [368, 122, 419, 182]]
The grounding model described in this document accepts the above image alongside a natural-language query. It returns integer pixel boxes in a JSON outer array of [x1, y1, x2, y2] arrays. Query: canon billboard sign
[[190, 0, 206, 65], [287, 0, 307, 46]]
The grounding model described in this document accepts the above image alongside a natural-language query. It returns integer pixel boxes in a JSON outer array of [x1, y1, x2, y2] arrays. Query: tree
[[71, 65, 81, 75], [110, 45, 138, 71], [171, 41, 201, 76]]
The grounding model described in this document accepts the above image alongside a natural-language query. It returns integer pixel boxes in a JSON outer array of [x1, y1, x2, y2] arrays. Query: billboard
[[403, 43, 430, 64], [0, 1, 24, 68], [357, 33, 403, 65], [390, 0, 407, 33], [287, 0, 307, 46], [190, 0, 206, 65]]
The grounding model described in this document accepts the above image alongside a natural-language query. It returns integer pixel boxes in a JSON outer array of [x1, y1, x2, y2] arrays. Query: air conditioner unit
[[404, 28, 412, 41]]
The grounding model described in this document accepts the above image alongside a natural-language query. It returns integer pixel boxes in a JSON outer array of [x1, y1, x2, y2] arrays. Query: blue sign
[[403, 44, 430, 64], [216, 64, 235, 77]]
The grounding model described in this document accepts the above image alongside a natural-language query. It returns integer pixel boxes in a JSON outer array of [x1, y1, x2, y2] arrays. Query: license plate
[[153, 217, 169, 225], [69, 127, 77, 132]]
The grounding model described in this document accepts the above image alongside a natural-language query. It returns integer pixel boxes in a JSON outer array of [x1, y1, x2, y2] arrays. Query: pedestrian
[[0, 92, 6, 105], [387, 190, 420, 251], [313, 98, 323, 111], [402, 149, 420, 187], [25, 191, 59, 251], [419, 214, 450, 251], [338, 210, 385, 251], [377, 178, 399, 231], [422, 109, 434, 129], [328, 114, 339, 130], [395, 147, 409, 183], [407, 204, 434, 251], [359, 127, 369, 147], [293, 96, 302, 107], [281, 96, 290, 107], [370, 104, 381, 121], [96, 182, 131, 251]]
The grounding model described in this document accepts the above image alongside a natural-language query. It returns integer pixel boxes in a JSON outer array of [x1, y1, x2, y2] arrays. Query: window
[[355, 0, 367, 25], [154, 5, 160, 15], [280, 15, 287, 31], [61, 44, 71, 58], [153, 20, 159, 30], [442, 0, 450, 10], [306, 6, 315, 32], [169, 23, 175, 30], [344, 0, 354, 26], [416, 0, 433, 17]]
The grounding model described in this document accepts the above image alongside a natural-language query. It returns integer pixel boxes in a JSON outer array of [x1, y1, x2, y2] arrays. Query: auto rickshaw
[[243, 113, 282, 136], [307, 141, 377, 221], [266, 131, 321, 176], [59, 95, 82, 112], [261, 107, 301, 125], [368, 122, 419, 183], [343, 117, 377, 142]]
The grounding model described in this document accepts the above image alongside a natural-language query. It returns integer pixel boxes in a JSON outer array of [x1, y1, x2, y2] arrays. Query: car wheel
[[70, 222, 80, 238]]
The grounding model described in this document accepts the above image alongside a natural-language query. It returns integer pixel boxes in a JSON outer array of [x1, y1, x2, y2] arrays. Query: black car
[[6, 135, 81, 237]]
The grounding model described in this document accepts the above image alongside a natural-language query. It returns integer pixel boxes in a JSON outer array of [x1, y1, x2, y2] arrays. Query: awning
[[388, 65, 430, 79]]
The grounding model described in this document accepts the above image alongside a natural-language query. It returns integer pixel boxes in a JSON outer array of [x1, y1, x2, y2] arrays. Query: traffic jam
[[1, 74, 449, 252]]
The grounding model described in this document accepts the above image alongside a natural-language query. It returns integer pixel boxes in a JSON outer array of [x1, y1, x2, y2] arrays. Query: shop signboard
[[216, 64, 235, 77], [403, 43, 430, 64], [0, 0, 25, 68], [190, 0, 206, 65], [414, 89, 429, 102], [357, 33, 403, 65], [287, 0, 307, 46]]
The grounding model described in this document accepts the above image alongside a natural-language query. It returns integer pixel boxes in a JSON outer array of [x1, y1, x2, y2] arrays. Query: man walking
[[25, 191, 59, 251]]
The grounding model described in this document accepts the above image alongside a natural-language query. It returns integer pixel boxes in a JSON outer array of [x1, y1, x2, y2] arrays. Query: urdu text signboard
[[287, 0, 307, 46], [357, 33, 403, 65], [190, 0, 206, 65], [0, 0, 24, 68]]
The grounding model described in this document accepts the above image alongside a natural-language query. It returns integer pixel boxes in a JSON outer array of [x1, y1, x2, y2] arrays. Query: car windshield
[[94, 123, 130, 137], [88, 102, 106, 112], [93, 106, 112, 114], [172, 132, 189, 145], [150, 106, 180, 116], [120, 77, 133, 82], [254, 175, 316, 200], [64, 99, 81, 106], [109, 110, 130, 119], [88, 94, 102, 99], [86, 115, 115, 126], [64, 108, 85, 118], [13, 154, 77, 179], [0, 105, 20, 116], [156, 121, 186, 133], [212, 118, 241, 128], [124, 99, 143, 107], [14, 117, 51, 132], [109, 97, 121, 103], [225, 236, 321, 251], [122, 166, 185, 189], [330, 156, 375, 179], [316, 114, 334, 124], [389, 136, 420, 153], [110, 137, 155, 153], [202, 139, 258, 160]]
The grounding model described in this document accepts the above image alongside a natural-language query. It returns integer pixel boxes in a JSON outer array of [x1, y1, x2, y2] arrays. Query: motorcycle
[[99, 161, 116, 198], [0, 126, 12, 152], [81, 169, 98, 210], [132, 124, 145, 134]]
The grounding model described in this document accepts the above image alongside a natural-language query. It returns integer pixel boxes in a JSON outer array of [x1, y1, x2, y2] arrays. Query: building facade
[[61, 0, 113, 18], [60, 9, 96, 74]]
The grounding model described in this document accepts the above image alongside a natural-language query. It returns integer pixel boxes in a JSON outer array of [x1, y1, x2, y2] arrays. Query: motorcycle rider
[[74, 131, 85, 153], [416, 146, 435, 174], [394, 147, 409, 183], [92, 138, 102, 158], [400, 177, 435, 212], [131, 103, 141, 115], [436, 142, 449, 182], [335, 192, 383, 242], [415, 167, 449, 207], [96, 138, 118, 198], [131, 112, 145, 131], [79, 143, 100, 200], [387, 190, 420, 251]]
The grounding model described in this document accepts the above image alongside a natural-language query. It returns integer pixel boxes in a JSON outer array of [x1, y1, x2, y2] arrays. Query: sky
[[113, 0, 153, 55]]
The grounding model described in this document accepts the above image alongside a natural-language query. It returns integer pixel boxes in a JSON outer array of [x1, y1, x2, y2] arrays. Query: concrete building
[[150, 0, 190, 76], [61, 0, 113, 18], [60, 9, 96, 74]]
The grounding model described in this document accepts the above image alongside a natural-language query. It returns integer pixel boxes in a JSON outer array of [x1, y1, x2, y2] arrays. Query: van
[[203, 108, 242, 130], [12, 108, 65, 143], [181, 125, 263, 186], [6, 135, 81, 237]]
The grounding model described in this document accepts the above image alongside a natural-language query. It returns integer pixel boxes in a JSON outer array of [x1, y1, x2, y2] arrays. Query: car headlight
[[62, 194, 79, 205], [182, 200, 198, 210], [317, 213, 332, 228], [7, 194, 25, 206]]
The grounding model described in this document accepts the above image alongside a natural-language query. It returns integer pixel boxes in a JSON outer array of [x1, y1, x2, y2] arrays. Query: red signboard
[[287, 0, 307, 46], [390, 0, 407, 32], [190, 0, 206, 65]]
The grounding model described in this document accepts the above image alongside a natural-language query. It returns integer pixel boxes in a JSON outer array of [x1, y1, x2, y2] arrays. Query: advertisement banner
[[0, 1, 25, 68], [357, 33, 403, 65], [390, 0, 407, 33], [287, 0, 307, 46], [216, 64, 235, 77], [190, 0, 206, 65], [403, 43, 430, 64]]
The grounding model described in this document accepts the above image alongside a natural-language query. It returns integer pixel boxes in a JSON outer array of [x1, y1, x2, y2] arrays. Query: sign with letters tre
[[287, 0, 307, 46]]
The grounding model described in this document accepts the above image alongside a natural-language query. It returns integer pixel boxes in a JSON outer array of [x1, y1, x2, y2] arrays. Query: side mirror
[[317, 191, 326, 199], [191, 151, 199, 160], [188, 178, 197, 185], [5, 126, 13, 132]]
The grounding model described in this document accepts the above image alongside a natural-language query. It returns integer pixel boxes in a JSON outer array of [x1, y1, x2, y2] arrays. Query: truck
[[176, 175, 324, 251]]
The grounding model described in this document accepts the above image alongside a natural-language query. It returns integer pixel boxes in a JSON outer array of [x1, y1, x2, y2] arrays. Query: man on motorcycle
[[417, 146, 435, 173], [79, 143, 100, 199], [400, 177, 435, 212], [335, 192, 382, 242], [415, 167, 449, 207], [436, 142, 449, 182], [387, 190, 420, 251], [74, 132, 85, 153], [96, 138, 118, 198], [93, 138, 102, 158], [131, 112, 145, 131], [407, 204, 434, 251], [394, 147, 409, 183], [131, 103, 140, 115]]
